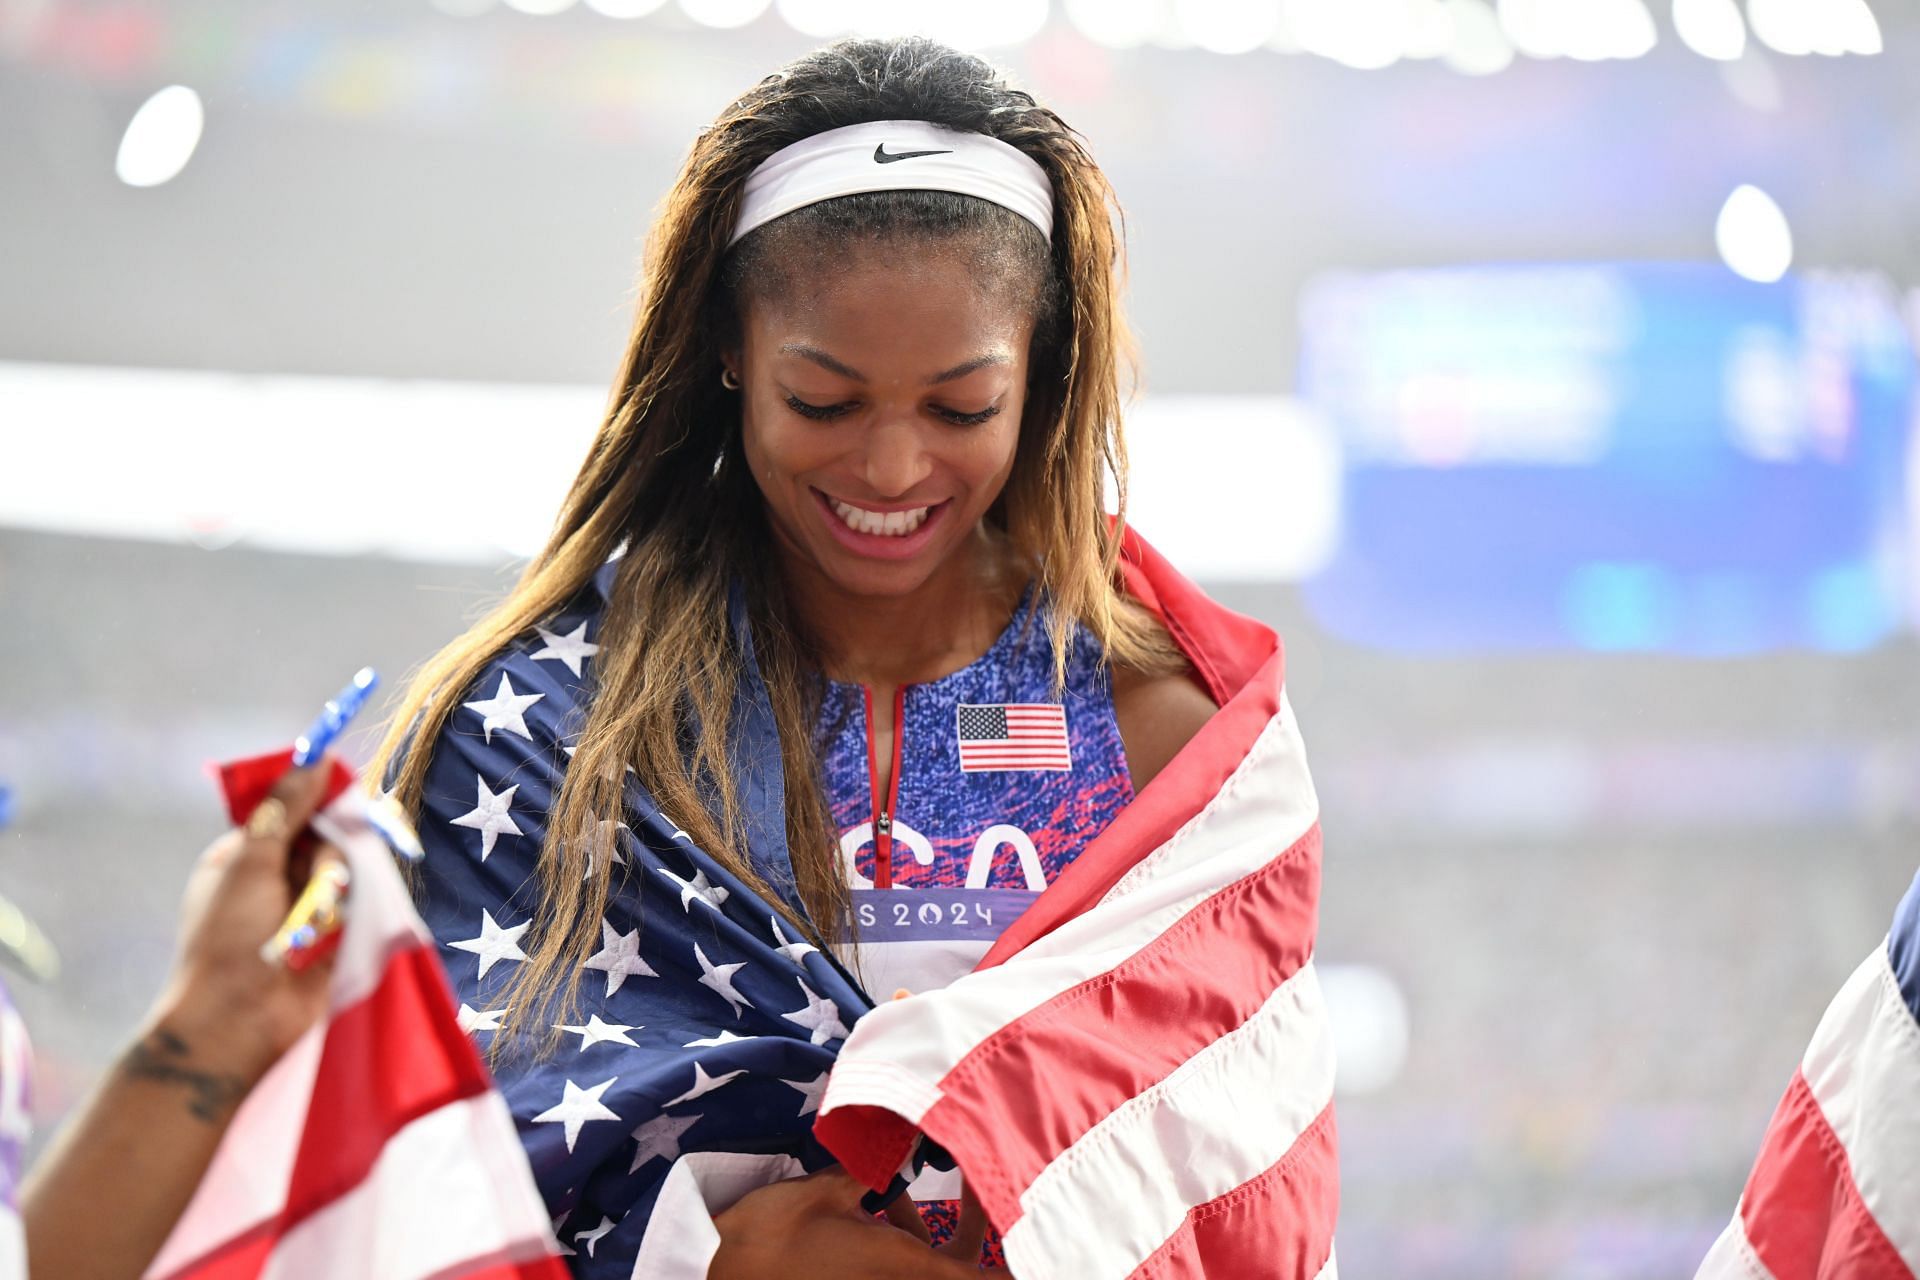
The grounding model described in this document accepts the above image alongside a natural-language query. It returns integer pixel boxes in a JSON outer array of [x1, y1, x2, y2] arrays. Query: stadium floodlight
[[925, 0, 1050, 50], [1442, 0, 1516, 73], [679, 0, 772, 28], [1674, 0, 1746, 59], [1401, 0, 1458, 59], [1287, 0, 1407, 69], [586, 0, 670, 16], [1716, 184, 1793, 283], [1498, 0, 1656, 60], [1745, 0, 1814, 54], [116, 86, 204, 188], [1747, 0, 1878, 57], [1821, 0, 1882, 55], [1177, 0, 1282, 55], [1063, 0, 1165, 48], [775, 0, 854, 36]]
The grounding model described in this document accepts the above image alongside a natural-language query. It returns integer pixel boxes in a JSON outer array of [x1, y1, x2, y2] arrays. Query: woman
[[378, 37, 1297, 1277]]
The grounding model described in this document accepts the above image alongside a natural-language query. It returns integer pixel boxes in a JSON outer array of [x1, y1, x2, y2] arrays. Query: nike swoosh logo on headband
[[873, 144, 954, 164]]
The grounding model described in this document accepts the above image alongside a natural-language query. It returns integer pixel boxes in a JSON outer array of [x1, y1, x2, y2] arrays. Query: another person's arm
[[20, 764, 341, 1280]]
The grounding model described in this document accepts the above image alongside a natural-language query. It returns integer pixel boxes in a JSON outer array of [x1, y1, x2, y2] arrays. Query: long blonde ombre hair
[[373, 37, 1176, 1053]]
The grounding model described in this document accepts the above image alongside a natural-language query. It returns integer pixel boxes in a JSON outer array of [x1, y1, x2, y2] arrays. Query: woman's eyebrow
[[928, 353, 1009, 384], [779, 344, 864, 380], [778, 346, 1010, 386]]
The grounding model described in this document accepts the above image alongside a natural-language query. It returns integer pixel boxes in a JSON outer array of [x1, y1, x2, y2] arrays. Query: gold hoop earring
[[720, 368, 741, 391]]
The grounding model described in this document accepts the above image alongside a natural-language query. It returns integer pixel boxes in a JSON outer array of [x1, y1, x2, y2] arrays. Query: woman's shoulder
[[1109, 657, 1218, 794], [1030, 560, 1228, 794], [407, 591, 609, 807], [1102, 531, 1290, 793]]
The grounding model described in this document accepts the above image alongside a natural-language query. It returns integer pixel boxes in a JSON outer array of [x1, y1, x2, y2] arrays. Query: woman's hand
[[21, 758, 350, 1280], [148, 760, 344, 1087], [710, 1169, 982, 1279], [869, 987, 990, 1265], [881, 1177, 989, 1264]]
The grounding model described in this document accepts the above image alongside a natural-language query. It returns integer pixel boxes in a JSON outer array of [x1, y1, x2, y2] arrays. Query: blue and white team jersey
[[816, 587, 1134, 1001]]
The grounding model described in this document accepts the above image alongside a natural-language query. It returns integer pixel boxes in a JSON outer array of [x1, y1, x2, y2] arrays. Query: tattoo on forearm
[[123, 1029, 248, 1122]]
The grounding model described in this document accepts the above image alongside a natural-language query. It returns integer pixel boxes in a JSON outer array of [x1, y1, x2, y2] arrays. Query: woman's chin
[[811, 552, 945, 602]]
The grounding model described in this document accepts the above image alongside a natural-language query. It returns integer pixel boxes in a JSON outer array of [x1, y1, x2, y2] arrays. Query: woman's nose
[[859, 419, 933, 498]]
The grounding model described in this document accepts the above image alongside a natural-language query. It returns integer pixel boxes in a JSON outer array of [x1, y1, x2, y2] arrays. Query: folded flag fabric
[[1695, 865, 1920, 1280], [144, 749, 568, 1280], [411, 529, 1337, 1277], [816, 530, 1339, 1279]]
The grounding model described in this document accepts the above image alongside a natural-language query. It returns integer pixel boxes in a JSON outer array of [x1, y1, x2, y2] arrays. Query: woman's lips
[[811, 489, 950, 562]]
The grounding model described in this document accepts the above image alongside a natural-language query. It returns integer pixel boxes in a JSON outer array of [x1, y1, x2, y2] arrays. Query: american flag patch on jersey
[[956, 703, 1071, 773]]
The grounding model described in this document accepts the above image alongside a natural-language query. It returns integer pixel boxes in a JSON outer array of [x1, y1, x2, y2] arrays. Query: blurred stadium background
[[3, 1, 1918, 1275]]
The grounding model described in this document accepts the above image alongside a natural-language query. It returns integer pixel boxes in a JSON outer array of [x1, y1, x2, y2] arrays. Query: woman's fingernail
[[245, 797, 291, 841]]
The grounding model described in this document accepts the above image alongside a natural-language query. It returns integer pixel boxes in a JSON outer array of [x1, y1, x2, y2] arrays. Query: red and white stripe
[[146, 776, 567, 1280], [1695, 943, 1920, 1280], [817, 533, 1337, 1279]]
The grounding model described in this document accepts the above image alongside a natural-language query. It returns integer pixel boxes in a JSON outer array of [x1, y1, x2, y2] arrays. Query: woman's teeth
[[830, 499, 930, 537]]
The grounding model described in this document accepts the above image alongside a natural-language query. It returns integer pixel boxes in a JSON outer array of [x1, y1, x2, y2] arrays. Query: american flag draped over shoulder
[[817, 531, 1338, 1279], [1696, 865, 1920, 1280], [413, 533, 1336, 1277], [410, 565, 876, 1277]]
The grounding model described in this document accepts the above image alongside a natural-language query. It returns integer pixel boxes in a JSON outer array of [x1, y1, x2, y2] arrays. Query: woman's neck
[[780, 524, 1026, 689]]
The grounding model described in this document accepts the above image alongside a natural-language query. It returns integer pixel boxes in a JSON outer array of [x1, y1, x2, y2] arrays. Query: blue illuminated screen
[[1297, 264, 1915, 654]]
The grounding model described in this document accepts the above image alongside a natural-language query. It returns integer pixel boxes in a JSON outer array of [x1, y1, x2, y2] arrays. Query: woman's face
[[730, 247, 1035, 601]]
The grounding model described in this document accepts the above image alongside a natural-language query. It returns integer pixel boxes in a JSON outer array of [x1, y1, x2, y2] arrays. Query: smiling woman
[[371, 35, 1263, 1279], [731, 260, 1030, 595]]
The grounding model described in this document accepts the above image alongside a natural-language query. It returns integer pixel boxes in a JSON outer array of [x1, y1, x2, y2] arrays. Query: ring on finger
[[245, 797, 289, 840]]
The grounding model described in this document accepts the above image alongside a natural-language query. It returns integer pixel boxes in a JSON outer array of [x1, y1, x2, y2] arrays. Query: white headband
[[728, 119, 1054, 248]]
